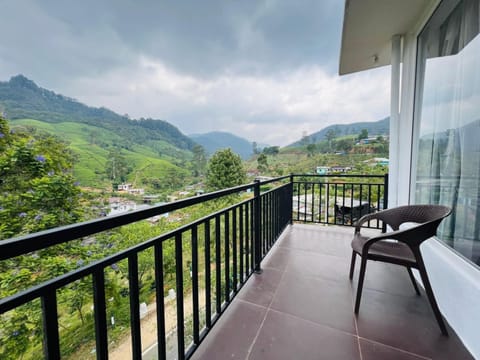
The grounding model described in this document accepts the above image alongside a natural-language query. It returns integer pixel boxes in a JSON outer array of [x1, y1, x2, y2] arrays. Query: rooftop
[[191, 224, 472, 360]]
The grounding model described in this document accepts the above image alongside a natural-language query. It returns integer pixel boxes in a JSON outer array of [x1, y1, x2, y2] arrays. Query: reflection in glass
[[414, 0, 480, 265]]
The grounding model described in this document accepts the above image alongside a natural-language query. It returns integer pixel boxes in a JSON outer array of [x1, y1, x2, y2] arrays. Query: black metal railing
[[0, 173, 385, 360], [291, 174, 388, 229], [0, 176, 292, 360]]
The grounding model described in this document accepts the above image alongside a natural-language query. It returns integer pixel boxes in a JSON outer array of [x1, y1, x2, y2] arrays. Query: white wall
[[395, 2, 480, 357]]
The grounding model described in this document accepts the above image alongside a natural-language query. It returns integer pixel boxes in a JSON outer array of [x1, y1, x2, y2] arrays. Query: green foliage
[[0, 117, 82, 239], [10, 118, 192, 188], [257, 153, 268, 173], [262, 146, 279, 156], [105, 148, 131, 183], [192, 144, 207, 176], [206, 149, 246, 191], [358, 128, 369, 140]]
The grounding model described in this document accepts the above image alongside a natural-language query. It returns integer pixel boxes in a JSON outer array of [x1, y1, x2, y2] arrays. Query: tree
[[0, 117, 82, 239], [105, 149, 130, 183], [257, 153, 268, 172], [263, 146, 279, 156], [192, 144, 207, 177], [335, 138, 354, 153], [252, 141, 259, 155], [306, 143, 317, 157], [325, 129, 337, 152], [358, 129, 369, 140], [206, 149, 246, 191]]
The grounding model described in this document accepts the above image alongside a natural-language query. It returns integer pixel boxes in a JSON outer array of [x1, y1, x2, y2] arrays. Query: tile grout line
[[245, 235, 291, 360], [349, 258, 363, 360], [358, 337, 432, 360]]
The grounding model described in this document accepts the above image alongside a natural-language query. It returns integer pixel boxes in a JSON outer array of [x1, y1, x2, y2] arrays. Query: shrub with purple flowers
[[0, 116, 82, 239]]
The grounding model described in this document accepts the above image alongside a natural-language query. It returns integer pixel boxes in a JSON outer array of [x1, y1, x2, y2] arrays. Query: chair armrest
[[354, 212, 381, 233]]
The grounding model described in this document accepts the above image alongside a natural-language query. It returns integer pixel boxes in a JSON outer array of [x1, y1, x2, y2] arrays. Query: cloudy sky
[[0, 0, 390, 146]]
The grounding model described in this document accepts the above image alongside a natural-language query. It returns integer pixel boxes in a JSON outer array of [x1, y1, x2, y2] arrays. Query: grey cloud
[[1, 0, 343, 85]]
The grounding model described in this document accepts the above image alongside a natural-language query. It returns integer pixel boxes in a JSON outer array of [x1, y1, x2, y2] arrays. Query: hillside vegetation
[[0, 75, 195, 188]]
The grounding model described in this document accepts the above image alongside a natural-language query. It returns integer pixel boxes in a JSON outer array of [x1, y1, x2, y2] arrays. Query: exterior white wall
[[395, 1, 480, 357]]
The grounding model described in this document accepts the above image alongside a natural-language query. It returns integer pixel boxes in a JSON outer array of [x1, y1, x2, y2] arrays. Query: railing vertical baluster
[[128, 254, 142, 360], [254, 180, 262, 273], [261, 195, 264, 255], [175, 232, 185, 360], [350, 184, 354, 226], [368, 184, 372, 227], [239, 205, 244, 283], [191, 226, 200, 345], [245, 202, 250, 274], [383, 173, 389, 232], [224, 211, 230, 302], [342, 183, 346, 225], [304, 182, 307, 222], [311, 182, 315, 222], [215, 215, 222, 313], [319, 182, 323, 223], [296, 182, 300, 221], [92, 270, 108, 360], [250, 200, 255, 272], [359, 184, 363, 211], [334, 184, 338, 224], [204, 221, 211, 329], [261, 194, 270, 250], [232, 207, 238, 292], [154, 242, 167, 359], [42, 292, 61, 360], [289, 174, 294, 224], [326, 182, 330, 224], [377, 185, 381, 229]]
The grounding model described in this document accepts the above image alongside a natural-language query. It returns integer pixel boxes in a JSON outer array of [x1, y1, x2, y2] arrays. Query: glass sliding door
[[413, 0, 480, 266]]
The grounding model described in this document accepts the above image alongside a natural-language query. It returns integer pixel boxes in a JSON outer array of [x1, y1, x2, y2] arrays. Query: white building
[[340, 0, 479, 356]]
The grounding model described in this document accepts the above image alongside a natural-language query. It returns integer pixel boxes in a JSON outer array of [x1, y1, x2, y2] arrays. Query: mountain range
[[189, 131, 253, 160], [1, 74, 390, 188], [289, 117, 390, 147]]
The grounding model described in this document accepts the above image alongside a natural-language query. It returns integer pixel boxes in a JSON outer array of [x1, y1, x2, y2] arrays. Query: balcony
[[191, 224, 472, 360], [0, 175, 473, 359]]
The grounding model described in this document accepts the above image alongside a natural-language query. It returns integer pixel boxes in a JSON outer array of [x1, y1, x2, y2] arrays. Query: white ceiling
[[339, 0, 434, 75]]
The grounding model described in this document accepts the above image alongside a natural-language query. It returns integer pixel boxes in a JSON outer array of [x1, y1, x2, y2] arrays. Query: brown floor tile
[[270, 271, 356, 334], [237, 268, 283, 307], [191, 300, 266, 360], [191, 225, 473, 360], [350, 260, 422, 297], [281, 225, 352, 258], [248, 309, 360, 360], [356, 289, 473, 359], [360, 339, 430, 360], [261, 246, 292, 271], [286, 250, 351, 283]]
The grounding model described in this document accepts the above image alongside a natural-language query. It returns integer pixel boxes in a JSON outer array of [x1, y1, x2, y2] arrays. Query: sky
[[0, 0, 390, 146]]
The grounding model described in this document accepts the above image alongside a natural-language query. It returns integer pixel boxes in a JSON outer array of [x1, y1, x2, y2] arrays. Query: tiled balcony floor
[[191, 224, 473, 360]]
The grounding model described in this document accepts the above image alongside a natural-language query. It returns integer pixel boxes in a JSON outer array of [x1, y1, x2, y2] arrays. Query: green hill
[[0, 75, 195, 188], [289, 117, 389, 147], [10, 119, 190, 188]]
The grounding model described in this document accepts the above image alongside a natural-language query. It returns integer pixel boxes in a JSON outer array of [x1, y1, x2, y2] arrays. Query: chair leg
[[415, 252, 448, 336], [406, 267, 421, 296], [349, 251, 356, 280], [354, 256, 367, 314]]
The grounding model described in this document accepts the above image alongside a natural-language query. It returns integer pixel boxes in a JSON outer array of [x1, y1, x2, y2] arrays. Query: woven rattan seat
[[349, 204, 452, 335]]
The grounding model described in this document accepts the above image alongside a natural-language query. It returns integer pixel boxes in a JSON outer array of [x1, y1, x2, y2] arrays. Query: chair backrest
[[375, 205, 451, 248]]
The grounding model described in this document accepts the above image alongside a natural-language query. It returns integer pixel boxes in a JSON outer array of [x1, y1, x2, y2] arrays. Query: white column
[[388, 34, 402, 208]]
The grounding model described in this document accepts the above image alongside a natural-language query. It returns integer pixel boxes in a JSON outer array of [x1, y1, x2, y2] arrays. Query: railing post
[[254, 180, 262, 274], [289, 174, 294, 225], [382, 173, 389, 233]]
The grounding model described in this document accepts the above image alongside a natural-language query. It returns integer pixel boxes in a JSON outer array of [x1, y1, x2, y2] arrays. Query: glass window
[[414, 0, 480, 266]]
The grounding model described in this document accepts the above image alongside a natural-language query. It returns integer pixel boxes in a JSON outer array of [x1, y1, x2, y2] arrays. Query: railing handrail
[[291, 173, 385, 179], [0, 176, 290, 260]]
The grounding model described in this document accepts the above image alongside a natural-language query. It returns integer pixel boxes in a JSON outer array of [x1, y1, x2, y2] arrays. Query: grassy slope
[[11, 119, 190, 188]]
